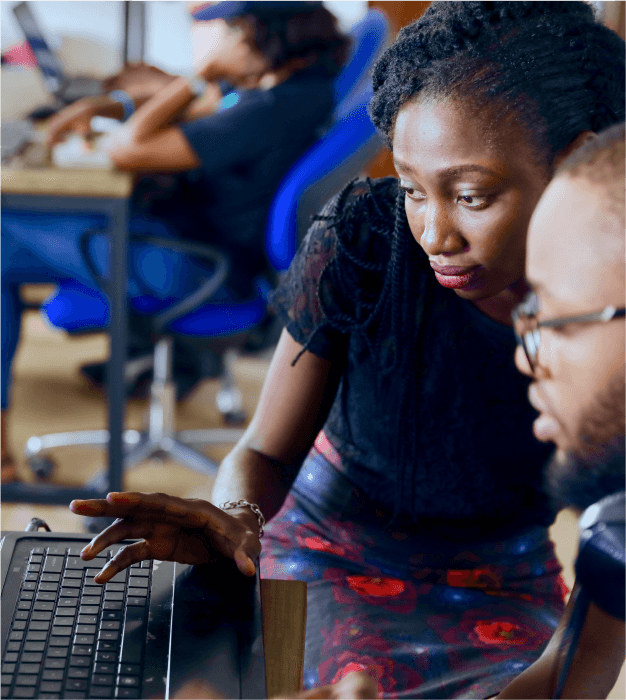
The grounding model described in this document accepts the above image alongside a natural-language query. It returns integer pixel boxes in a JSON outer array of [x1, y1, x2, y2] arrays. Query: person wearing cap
[[1, 1, 350, 483]]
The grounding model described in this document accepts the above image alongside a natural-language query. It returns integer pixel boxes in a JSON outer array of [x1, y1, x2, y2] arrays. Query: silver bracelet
[[219, 499, 265, 538]]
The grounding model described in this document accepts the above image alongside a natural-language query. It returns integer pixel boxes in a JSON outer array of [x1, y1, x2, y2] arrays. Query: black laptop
[[1, 531, 267, 699], [11, 2, 104, 106]]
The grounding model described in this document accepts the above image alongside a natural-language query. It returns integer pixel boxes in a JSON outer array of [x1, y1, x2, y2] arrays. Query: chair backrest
[[333, 9, 390, 108], [265, 83, 384, 272]]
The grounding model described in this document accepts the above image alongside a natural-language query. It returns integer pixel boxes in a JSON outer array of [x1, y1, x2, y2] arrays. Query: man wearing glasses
[[499, 123, 626, 698]]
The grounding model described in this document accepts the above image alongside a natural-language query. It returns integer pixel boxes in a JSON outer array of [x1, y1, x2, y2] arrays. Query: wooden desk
[[1, 166, 133, 503], [261, 579, 307, 698]]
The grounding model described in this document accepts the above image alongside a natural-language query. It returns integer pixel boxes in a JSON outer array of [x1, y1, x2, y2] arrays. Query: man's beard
[[543, 372, 625, 511]]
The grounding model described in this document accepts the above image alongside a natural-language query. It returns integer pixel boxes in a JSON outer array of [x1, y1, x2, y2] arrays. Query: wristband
[[219, 499, 265, 538], [108, 90, 135, 121], [188, 75, 208, 99]]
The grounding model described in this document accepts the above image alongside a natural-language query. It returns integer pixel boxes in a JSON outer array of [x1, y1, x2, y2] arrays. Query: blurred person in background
[[1, 1, 350, 483]]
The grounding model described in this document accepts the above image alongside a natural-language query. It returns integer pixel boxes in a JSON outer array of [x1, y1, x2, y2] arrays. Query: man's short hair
[[555, 122, 625, 232]]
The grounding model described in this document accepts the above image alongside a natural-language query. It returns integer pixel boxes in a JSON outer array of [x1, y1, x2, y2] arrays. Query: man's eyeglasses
[[512, 291, 626, 373]]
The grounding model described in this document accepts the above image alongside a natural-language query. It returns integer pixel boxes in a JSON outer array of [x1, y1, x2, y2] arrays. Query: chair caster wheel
[[222, 410, 246, 425], [28, 455, 56, 481], [84, 516, 116, 534]]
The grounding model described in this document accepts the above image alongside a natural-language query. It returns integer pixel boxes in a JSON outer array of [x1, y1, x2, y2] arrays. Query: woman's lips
[[430, 263, 483, 290]]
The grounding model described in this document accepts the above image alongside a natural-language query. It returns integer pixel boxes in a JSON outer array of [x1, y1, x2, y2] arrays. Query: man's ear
[[552, 130, 597, 171]]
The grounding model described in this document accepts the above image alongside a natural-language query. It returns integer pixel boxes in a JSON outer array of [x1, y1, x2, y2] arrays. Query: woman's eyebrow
[[439, 164, 499, 178]]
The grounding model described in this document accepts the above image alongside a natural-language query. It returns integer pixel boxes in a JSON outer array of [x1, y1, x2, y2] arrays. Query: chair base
[[24, 337, 246, 482]]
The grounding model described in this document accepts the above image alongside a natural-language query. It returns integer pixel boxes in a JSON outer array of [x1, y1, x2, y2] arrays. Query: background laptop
[[12, 2, 103, 105], [1, 530, 267, 699]]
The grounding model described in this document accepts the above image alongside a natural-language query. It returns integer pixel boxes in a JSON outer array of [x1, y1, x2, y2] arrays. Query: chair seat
[[43, 279, 269, 338]]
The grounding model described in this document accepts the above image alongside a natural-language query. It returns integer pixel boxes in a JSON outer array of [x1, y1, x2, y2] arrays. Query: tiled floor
[[2, 305, 624, 697]]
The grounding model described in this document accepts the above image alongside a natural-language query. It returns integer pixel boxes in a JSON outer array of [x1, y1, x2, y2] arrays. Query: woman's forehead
[[392, 96, 535, 176]]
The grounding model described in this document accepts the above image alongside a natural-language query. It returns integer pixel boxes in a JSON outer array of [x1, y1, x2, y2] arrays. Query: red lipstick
[[429, 262, 483, 290]]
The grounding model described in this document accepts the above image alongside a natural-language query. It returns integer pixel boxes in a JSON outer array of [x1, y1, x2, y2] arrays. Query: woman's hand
[[46, 96, 109, 148], [102, 62, 177, 102], [284, 672, 378, 699], [69, 491, 261, 582]]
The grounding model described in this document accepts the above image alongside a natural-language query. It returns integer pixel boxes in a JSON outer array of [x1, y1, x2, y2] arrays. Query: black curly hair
[[369, 1, 625, 166], [230, 5, 351, 78]]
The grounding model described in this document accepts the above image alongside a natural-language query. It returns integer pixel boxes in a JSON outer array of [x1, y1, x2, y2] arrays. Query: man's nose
[[418, 203, 465, 256]]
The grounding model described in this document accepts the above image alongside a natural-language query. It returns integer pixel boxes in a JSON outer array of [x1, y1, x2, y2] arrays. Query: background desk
[[1, 166, 133, 503]]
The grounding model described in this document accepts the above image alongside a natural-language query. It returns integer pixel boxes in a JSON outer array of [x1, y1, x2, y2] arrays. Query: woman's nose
[[417, 204, 466, 256]]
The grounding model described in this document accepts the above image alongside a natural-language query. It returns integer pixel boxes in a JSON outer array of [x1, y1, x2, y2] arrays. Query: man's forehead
[[527, 176, 624, 309]]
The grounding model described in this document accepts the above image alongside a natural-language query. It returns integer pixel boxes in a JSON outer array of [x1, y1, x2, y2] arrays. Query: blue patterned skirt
[[260, 434, 568, 699]]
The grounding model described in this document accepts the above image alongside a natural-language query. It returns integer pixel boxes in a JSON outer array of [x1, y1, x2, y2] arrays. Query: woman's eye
[[400, 182, 426, 201], [457, 193, 489, 209]]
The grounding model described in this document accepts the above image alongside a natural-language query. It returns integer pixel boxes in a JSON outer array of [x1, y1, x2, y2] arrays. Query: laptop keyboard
[[1, 545, 152, 699]]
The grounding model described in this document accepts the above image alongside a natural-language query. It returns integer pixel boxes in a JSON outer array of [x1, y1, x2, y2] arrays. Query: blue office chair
[[26, 82, 385, 479], [333, 8, 390, 107]]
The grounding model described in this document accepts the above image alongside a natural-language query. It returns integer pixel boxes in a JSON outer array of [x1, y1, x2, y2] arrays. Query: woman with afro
[[72, 3, 625, 698]]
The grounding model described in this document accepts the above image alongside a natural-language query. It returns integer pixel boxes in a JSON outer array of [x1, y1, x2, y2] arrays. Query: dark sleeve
[[179, 90, 272, 177], [268, 193, 348, 361]]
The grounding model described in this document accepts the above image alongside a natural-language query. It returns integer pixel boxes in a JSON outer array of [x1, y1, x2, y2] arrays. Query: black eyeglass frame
[[512, 292, 626, 373]]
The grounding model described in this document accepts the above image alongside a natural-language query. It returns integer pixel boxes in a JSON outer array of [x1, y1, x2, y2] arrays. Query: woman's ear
[[553, 130, 597, 171]]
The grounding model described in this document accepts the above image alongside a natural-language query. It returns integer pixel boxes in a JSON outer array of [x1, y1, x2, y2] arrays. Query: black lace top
[[269, 177, 556, 540]]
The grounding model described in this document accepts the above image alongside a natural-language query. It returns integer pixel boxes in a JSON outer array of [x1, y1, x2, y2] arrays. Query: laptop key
[[39, 582, 59, 591], [20, 653, 42, 663], [95, 652, 117, 663], [59, 588, 80, 598], [90, 689, 113, 698], [117, 664, 140, 676], [127, 577, 148, 588], [44, 658, 65, 669], [0, 676, 12, 686], [127, 589, 147, 598], [52, 617, 74, 626], [100, 621, 121, 630], [80, 606, 100, 615], [69, 656, 91, 667], [71, 645, 94, 656], [3, 655, 18, 664], [63, 570, 83, 579], [40, 574, 61, 583], [103, 601, 123, 610], [61, 578, 82, 588], [14, 675, 37, 685], [43, 556, 64, 573], [97, 641, 118, 652], [76, 624, 97, 635], [104, 583, 125, 592], [35, 592, 57, 602], [42, 670, 64, 681], [46, 647, 68, 658], [23, 642, 45, 652], [58, 598, 79, 607], [67, 668, 89, 679], [81, 596, 101, 606], [27, 620, 50, 631], [14, 611, 29, 620], [0, 666, 14, 675], [16, 602, 32, 611], [0, 688, 8, 699], [94, 663, 115, 674], [102, 610, 122, 620], [9, 631, 24, 641], [48, 637, 71, 647], [39, 681, 63, 693], [99, 631, 120, 641], [74, 635, 95, 646], [21, 582, 36, 591], [31, 611, 53, 621], [115, 690, 138, 699], [64, 693, 86, 699], [117, 676, 139, 687], [13, 688, 35, 698], [16, 664, 38, 674], [126, 598, 146, 607], [50, 627, 73, 636], [23, 573, 38, 582], [33, 602, 54, 611], [11, 621, 27, 630], [18, 592, 34, 600], [78, 615, 98, 625], [93, 674, 114, 686], [5, 642, 22, 652], [66, 679, 88, 690], [47, 547, 66, 556]]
